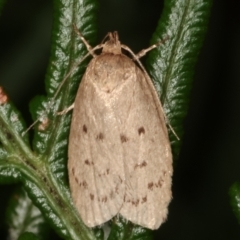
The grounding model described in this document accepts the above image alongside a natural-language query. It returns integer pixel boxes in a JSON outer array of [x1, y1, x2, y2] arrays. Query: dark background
[[0, 0, 240, 239]]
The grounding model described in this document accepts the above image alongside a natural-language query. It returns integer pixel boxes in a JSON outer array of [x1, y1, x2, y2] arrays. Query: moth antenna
[[167, 122, 180, 140], [52, 52, 91, 100], [73, 24, 96, 57], [57, 103, 75, 115], [23, 43, 103, 136], [23, 119, 42, 136]]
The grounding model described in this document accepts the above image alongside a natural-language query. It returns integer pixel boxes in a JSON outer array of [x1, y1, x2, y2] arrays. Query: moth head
[[102, 31, 122, 55]]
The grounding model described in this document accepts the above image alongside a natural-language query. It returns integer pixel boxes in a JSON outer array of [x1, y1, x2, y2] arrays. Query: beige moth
[[68, 31, 173, 230]]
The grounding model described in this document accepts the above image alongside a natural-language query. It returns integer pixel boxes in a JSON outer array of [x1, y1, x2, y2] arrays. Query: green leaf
[[146, 0, 212, 160], [229, 182, 240, 225], [0, 0, 6, 15], [0, 0, 99, 239], [27, 0, 98, 237], [6, 187, 49, 240], [18, 232, 40, 240], [0, 0, 212, 239], [0, 101, 30, 153], [108, 217, 153, 240], [30, 0, 98, 187]]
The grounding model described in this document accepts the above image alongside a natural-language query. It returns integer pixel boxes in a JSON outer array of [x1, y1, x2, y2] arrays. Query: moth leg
[[121, 42, 180, 140], [57, 103, 75, 115], [135, 36, 169, 59], [73, 24, 96, 57], [24, 30, 105, 135]]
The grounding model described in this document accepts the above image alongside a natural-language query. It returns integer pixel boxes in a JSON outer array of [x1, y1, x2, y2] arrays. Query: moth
[[68, 30, 173, 230]]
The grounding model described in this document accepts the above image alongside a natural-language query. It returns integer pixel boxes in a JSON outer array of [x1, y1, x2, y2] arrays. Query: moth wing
[[68, 64, 125, 227], [115, 66, 173, 230]]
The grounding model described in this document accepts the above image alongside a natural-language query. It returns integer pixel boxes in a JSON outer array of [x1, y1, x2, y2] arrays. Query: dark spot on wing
[[148, 182, 154, 190], [142, 196, 147, 203], [120, 134, 128, 143], [75, 177, 79, 184], [102, 196, 108, 202], [119, 176, 123, 184], [123, 194, 132, 203], [96, 132, 104, 140], [110, 190, 115, 199], [72, 168, 75, 175], [98, 169, 110, 177], [132, 199, 139, 206], [82, 180, 88, 189], [115, 185, 119, 194], [83, 124, 87, 133], [138, 127, 145, 135], [134, 161, 147, 169], [85, 159, 90, 165], [90, 194, 94, 200], [157, 177, 163, 188], [141, 161, 147, 167]]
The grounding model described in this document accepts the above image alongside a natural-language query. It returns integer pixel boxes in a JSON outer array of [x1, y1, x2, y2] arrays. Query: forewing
[[68, 61, 125, 227], [115, 66, 173, 230]]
